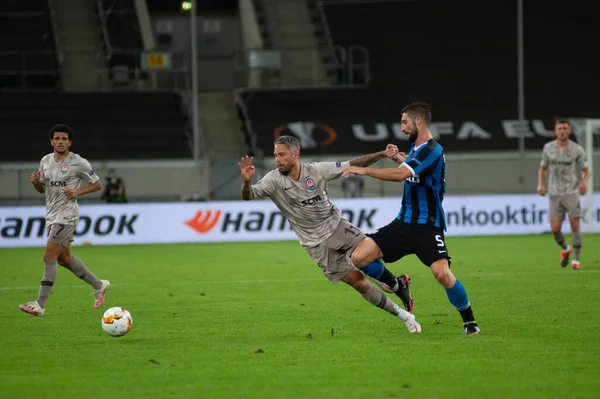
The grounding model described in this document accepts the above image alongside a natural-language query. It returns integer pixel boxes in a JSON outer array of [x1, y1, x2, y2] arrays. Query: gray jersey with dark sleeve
[[251, 161, 350, 247], [541, 140, 586, 196], [39, 152, 100, 226]]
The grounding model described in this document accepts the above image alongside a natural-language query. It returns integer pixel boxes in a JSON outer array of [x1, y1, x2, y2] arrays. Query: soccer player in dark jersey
[[342, 102, 480, 334]]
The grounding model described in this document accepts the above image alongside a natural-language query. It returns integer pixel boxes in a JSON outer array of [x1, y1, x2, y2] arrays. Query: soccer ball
[[101, 307, 133, 337]]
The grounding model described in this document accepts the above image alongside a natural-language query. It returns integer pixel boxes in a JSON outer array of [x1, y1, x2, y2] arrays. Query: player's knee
[[431, 260, 453, 285], [58, 256, 72, 267], [351, 239, 379, 267], [569, 220, 580, 232], [350, 249, 366, 268], [42, 251, 59, 263]]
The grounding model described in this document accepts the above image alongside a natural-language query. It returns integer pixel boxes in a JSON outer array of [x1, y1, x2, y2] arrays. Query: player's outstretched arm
[[239, 155, 255, 200], [348, 144, 406, 167], [29, 171, 45, 194], [348, 151, 385, 167], [342, 164, 412, 182]]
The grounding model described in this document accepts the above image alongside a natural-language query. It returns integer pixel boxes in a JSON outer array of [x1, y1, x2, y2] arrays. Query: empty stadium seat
[[0, 0, 60, 89], [4, 92, 192, 162]]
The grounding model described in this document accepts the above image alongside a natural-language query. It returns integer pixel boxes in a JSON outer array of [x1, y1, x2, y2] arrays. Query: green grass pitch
[[0, 234, 599, 399]]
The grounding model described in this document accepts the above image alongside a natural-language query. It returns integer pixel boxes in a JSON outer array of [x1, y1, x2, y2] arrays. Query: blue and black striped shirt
[[397, 139, 447, 230]]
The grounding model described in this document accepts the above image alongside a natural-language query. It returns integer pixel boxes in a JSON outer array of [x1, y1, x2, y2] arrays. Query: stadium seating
[[319, 1, 516, 90], [0, 0, 60, 89], [3, 92, 192, 162], [520, 0, 600, 115], [317, 0, 599, 116]]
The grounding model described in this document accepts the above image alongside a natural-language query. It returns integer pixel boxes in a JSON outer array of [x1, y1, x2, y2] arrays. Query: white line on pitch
[[1, 270, 598, 291]]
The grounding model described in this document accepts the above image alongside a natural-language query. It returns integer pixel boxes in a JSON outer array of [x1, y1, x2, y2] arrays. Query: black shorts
[[367, 219, 450, 267]]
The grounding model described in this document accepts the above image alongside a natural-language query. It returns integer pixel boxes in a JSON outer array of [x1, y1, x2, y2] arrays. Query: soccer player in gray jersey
[[19, 124, 111, 317], [239, 135, 421, 333], [538, 120, 590, 270]]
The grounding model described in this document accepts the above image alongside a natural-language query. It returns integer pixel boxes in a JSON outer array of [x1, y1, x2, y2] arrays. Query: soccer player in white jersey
[[538, 119, 590, 270], [19, 124, 110, 316], [238, 135, 421, 333]]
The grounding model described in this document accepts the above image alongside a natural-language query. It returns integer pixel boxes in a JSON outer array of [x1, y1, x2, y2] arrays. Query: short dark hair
[[48, 124, 74, 140], [274, 135, 300, 151], [555, 119, 571, 128], [401, 102, 432, 125]]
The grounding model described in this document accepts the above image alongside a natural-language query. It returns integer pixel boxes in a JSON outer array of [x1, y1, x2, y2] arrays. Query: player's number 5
[[435, 235, 445, 247]]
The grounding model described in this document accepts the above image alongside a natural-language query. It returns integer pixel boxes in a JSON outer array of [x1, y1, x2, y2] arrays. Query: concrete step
[[278, 36, 318, 47], [60, 28, 100, 39], [274, 24, 315, 37], [273, 1, 310, 12], [51, 0, 111, 91], [197, 91, 247, 157]]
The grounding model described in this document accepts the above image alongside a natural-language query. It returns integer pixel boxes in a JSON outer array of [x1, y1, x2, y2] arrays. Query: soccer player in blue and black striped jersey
[[342, 102, 480, 335]]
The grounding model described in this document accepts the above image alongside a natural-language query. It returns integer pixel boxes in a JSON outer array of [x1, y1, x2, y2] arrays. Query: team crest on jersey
[[335, 162, 341, 167], [60, 164, 69, 174], [305, 177, 316, 190]]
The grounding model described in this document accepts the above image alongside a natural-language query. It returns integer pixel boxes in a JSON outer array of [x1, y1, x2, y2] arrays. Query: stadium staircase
[[197, 92, 247, 158], [49, 0, 110, 90], [266, 0, 330, 86]]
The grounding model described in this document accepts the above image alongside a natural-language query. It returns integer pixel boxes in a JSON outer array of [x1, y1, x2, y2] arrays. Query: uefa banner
[[237, 88, 593, 155], [0, 194, 599, 248]]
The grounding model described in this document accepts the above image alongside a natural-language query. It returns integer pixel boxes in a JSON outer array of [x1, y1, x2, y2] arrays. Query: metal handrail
[[259, 0, 280, 48], [316, 0, 342, 75], [348, 45, 370, 85], [46, 0, 63, 75], [96, 0, 114, 60]]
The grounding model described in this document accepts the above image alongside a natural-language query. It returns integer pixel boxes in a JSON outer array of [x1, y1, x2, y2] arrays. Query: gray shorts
[[305, 219, 366, 284], [47, 223, 75, 247], [549, 194, 582, 221]]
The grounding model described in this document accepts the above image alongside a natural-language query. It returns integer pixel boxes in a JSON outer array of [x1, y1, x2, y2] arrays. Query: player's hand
[[384, 144, 399, 158], [579, 182, 587, 195], [63, 188, 79, 199], [342, 166, 367, 177], [392, 152, 407, 163], [238, 155, 255, 182], [30, 171, 41, 184], [537, 185, 546, 196]]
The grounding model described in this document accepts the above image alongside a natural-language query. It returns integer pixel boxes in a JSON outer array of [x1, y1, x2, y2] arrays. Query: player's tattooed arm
[[348, 151, 386, 167], [241, 181, 254, 200], [349, 144, 401, 167]]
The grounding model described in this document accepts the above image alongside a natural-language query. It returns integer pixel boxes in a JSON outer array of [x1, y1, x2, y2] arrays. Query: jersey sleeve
[[77, 158, 100, 185], [312, 161, 349, 180], [251, 171, 277, 198], [402, 142, 443, 176], [540, 144, 550, 168]]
